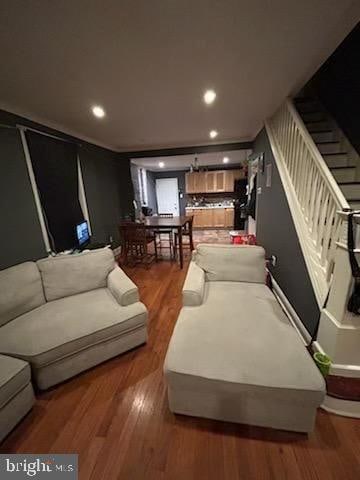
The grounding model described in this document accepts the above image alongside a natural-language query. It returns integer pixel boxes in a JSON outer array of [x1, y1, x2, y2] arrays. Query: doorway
[[156, 178, 180, 216]]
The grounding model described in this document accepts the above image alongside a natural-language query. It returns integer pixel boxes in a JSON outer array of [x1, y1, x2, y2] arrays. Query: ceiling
[[0, 1, 358, 152], [132, 149, 252, 171]]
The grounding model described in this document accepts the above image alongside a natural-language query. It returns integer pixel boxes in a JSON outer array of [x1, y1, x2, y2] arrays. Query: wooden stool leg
[[174, 233, 177, 260]]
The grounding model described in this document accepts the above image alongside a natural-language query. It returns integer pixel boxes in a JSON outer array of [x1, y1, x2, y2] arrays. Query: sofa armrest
[[107, 267, 140, 306], [182, 261, 205, 306]]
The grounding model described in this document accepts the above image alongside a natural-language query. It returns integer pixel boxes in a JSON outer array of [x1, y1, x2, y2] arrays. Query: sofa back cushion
[[37, 248, 115, 301], [0, 262, 46, 326], [194, 244, 266, 283]]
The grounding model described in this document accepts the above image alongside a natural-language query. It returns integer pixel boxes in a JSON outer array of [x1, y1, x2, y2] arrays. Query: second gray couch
[[0, 248, 148, 391], [164, 244, 325, 433]]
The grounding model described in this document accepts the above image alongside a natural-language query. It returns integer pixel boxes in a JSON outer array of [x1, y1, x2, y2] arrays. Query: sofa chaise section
[[0, 248, 148, 390], [164, 244, 325, 433], [0, 354, 34, 442]]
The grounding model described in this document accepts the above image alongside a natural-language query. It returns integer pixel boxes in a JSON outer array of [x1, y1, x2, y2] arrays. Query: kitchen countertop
[[186, 205, 234, 210]]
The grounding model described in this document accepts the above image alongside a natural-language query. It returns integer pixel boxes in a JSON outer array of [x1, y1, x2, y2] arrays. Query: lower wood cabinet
[[213, 208, 226, 227], [225, 208, 234, 228], [186, 208, 234, 228]]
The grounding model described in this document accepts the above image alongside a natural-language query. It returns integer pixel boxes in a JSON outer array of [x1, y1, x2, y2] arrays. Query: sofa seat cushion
[[0, 289, 147, 368], [0, 354, 31, 409], [165, 282, 325, 405]]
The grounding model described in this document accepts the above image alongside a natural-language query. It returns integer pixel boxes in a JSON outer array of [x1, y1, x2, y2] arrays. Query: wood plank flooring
[[1, 259, 360, 480]]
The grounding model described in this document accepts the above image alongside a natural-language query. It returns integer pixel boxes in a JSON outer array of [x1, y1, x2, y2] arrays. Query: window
[[138, 167, 148, 206], [24, 130, 88, 252]]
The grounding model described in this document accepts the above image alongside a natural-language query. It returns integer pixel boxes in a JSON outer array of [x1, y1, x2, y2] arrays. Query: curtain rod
[[16, 124, 81, 146], [0, 123, 17, 130]]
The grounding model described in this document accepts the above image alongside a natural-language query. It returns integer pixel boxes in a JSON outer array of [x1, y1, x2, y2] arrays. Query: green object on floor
[[313, 352, 331, 377]]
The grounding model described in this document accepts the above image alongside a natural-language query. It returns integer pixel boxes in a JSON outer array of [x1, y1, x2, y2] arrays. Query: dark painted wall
[[0, 109, 134, 268], [0, 128, 46, 269], [253, 128, 320, 337], [80, 144, 133, 245], [311, 24, 360, 154]]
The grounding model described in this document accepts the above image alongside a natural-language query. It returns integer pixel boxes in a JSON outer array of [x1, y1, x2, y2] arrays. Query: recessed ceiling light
[[203, 89, 216, 105], [159, 161, 165, 168], [209, 130, 218, 139], [223, 157, 229, 164], [92, 105, 105, 118]]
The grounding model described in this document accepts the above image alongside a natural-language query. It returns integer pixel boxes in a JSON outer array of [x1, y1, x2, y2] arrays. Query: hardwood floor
[[1, 259, 360, 480]]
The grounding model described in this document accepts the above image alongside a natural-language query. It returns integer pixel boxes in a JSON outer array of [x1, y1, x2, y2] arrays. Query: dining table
[[143, 215, 193, 269]]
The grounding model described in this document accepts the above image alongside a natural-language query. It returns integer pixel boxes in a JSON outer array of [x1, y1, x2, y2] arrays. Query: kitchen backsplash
[[186, 194, 235, 207]]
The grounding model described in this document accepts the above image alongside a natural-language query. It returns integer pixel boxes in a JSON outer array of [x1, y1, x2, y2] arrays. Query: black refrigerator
[[234, 179, 247, 229]]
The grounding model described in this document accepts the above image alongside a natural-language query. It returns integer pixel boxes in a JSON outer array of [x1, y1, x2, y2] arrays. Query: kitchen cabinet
[[186, 208, 200, 227], [185, 172, 207, 193], [195, 172, 206, 193], [224, 171, 234, 191], [225, 208, 234, 228], [185, 172, 195, 193], [215, 171, 225, 192], [201, 209, 213, 227], [185, 207, 234, 228], [185, 169, 244, 193], [213, 208, 226, 227], [205, 172, 215, 192], [205, 171, 225, 192]]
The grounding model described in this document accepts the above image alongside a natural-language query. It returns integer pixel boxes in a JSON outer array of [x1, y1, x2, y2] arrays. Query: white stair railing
[[266, 99, 349, 306]]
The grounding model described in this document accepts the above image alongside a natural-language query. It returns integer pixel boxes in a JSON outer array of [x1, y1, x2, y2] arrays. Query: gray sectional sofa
[[0, 247, 147, 441], [0, 355, 34, 443], [164, 244, 325, 433]]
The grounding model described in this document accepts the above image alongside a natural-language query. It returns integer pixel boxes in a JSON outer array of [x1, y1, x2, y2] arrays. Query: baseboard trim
[[321, 395, 360, 418], [270, 275, 312, 345], [313, 339, 360, 378]]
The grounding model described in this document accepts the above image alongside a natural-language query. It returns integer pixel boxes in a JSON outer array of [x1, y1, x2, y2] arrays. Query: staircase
[[294, 95, 360, 211], [265, 99, 349, 306], [265, 97, 360, 416]]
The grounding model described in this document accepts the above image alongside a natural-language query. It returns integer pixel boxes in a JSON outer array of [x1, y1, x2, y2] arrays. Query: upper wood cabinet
[[215, 171, 225, 192], [185, 169, 244, 194], [194, 172, 206, 193], [186, 172, 206, 193], [205, 172, 215, 192], [185, 172, 195, 193], [224, 171, 234, 191]]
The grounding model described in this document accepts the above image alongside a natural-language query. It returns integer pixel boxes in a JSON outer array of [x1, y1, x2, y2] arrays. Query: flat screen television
[[76, 220, 90, 248]]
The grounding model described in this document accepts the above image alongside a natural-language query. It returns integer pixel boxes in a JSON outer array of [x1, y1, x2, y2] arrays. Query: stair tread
[[338, 181, 360, 185], [316, 141, 340, 145], [330, 166, 356, 170], [322, 152, 348, 156], [311, 129, 333, 133], [304, 118, 328, 123], [295, 97, 315, 103]]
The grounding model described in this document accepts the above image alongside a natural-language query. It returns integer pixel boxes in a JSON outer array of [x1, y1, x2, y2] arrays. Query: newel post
[[317, 211, 360, 403]]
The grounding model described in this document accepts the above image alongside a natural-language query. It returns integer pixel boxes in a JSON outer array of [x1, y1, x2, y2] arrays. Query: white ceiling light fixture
[[92, 105, 106, 118], [158, 161, 165, 168], [223, 157, 229, 164], [203, 89, 216, 105], [209, 130, 218, 139]]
